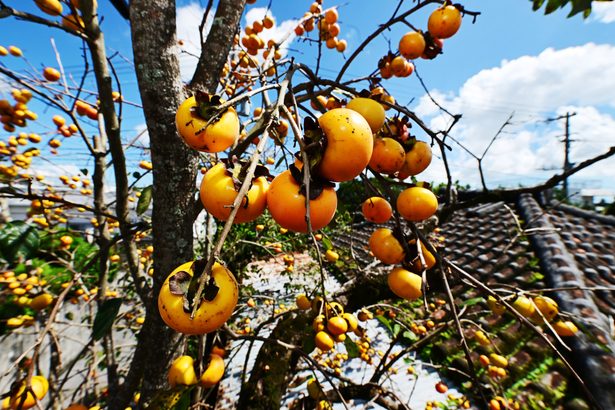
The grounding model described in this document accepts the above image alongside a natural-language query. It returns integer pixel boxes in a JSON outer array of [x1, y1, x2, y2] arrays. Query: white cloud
[[132, 123, 149, 145], [176, 3, 215, 81], [176, 3, 298, 82], [244, 7, 298, 57], [413, 43, 615, 190], [592, 2, 615, 23]]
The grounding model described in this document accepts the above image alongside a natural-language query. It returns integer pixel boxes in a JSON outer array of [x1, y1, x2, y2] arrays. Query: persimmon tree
[[0, 1, 613, 410]]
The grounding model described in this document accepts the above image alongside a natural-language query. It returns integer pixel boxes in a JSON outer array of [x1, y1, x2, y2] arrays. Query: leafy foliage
[[0, 222, 40, 263], [92, 298, 123, 341], [531, 0, 613, 18]]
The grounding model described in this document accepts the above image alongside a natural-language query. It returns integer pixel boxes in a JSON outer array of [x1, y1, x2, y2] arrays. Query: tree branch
[[190, 0, 247, 92], [439, 145, 615, 220], [109, 0, 130, 19]]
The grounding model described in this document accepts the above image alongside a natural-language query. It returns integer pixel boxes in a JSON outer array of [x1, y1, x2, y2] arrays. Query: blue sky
[[1, 0, 615, 198]]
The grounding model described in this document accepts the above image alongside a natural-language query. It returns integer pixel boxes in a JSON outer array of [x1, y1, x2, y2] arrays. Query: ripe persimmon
[[532, 296, 559, 322], [435, 381, 448, 394], [158, 261, 238, 335], [369, 137, 405, 174], [396, 186, 438, 222], [388, 267, 422, 300], [35, 0, 63, 16], [361, 196, 392, 223], [296, 294, 311, 310], [398, 141, 432, 178], [327, 316, 348, 335], [390, 56, 409, 77], [329, 23, 340, 37], [369, 228, 405, 265], [266, 170, 337, 233], [167, 356, 198, 387], [326, 37, 338, 49], [263, 16, 275, 29], [175, 95, 239, 153], [200, 354, 225, 387], [399, 31, 426, 60], [324, 8, 338, 24], [428, 5, 462, 39], [315, 331, 334, 351], [346, 97, 385, 133], [65, 404, 88, 410], [199, 162, 268, 224], [512, 295, 535, 318], [409, 239, 436, 271], [9, 375, 49, 409], [552, 320, 578, 336], [317, 108, 373, 182], [43, 67, 61, 82]]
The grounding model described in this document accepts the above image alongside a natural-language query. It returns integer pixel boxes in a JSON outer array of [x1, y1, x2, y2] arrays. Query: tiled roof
[[333, 193, 615, 409], [519, 194, 615, 410]]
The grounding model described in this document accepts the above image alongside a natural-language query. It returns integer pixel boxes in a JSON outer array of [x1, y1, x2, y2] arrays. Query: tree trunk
[[108, 1, 196, 408], [237, 314, 311, 410], [114, 1, 247, 407], [191, 0, 247, 90]]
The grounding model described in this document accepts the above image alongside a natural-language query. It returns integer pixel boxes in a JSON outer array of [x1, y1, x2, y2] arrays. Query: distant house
[[0, 182, 152, 233], [579, 188, 615, 210]]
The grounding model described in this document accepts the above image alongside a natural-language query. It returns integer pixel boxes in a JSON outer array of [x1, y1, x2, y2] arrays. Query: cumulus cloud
[[413, 43, 615, 191], [176, 3, 298, 82], [132, 123, 149, 146], [592, 2, 615, 23], [176, 3, 214, 81]]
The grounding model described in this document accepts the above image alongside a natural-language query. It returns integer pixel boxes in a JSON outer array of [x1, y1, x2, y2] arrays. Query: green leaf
[[302, 334, 316, 353], [392, 323, 401, 337], [531, 0, 604, 18], [137, 185, 152, 215], [376, 315, 393, 335], [402, 330, 418, 343], [545, 0, 563, 13], [533, 0, 547, 11], [321, 236, 333, 251], [92, 298, 122, 341], [171, 389, 191, 410], [0, 222, 40, 263], [460, 297, 484, 307], [145, 386, 191, 410], [344, 337, 360, 359], [569, 0, 593, 16]]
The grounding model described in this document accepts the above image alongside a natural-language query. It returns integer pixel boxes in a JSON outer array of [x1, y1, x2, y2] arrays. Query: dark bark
[[109, 0, 130, 19], [233, 271, 393, 410], [336, 270, 393, 312], [237, 314, 311, 410], [108, 1, 196, 408], [190, 0, 246, 91], [82, 1, 145, 405]]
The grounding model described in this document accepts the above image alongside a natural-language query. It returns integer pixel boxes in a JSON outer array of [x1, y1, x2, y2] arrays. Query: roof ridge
[[554, 203, 615, 226], [517, 194, 615, 410]]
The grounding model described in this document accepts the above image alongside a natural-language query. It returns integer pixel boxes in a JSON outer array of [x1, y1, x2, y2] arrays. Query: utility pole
[[546, 112, 577, 198]]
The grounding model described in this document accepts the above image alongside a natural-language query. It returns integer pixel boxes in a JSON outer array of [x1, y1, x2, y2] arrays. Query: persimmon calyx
[[219, 157, 272, 202], [168, 259, 220, 313], [288, 163, 335, 201], [191, 92, 229, 125]]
